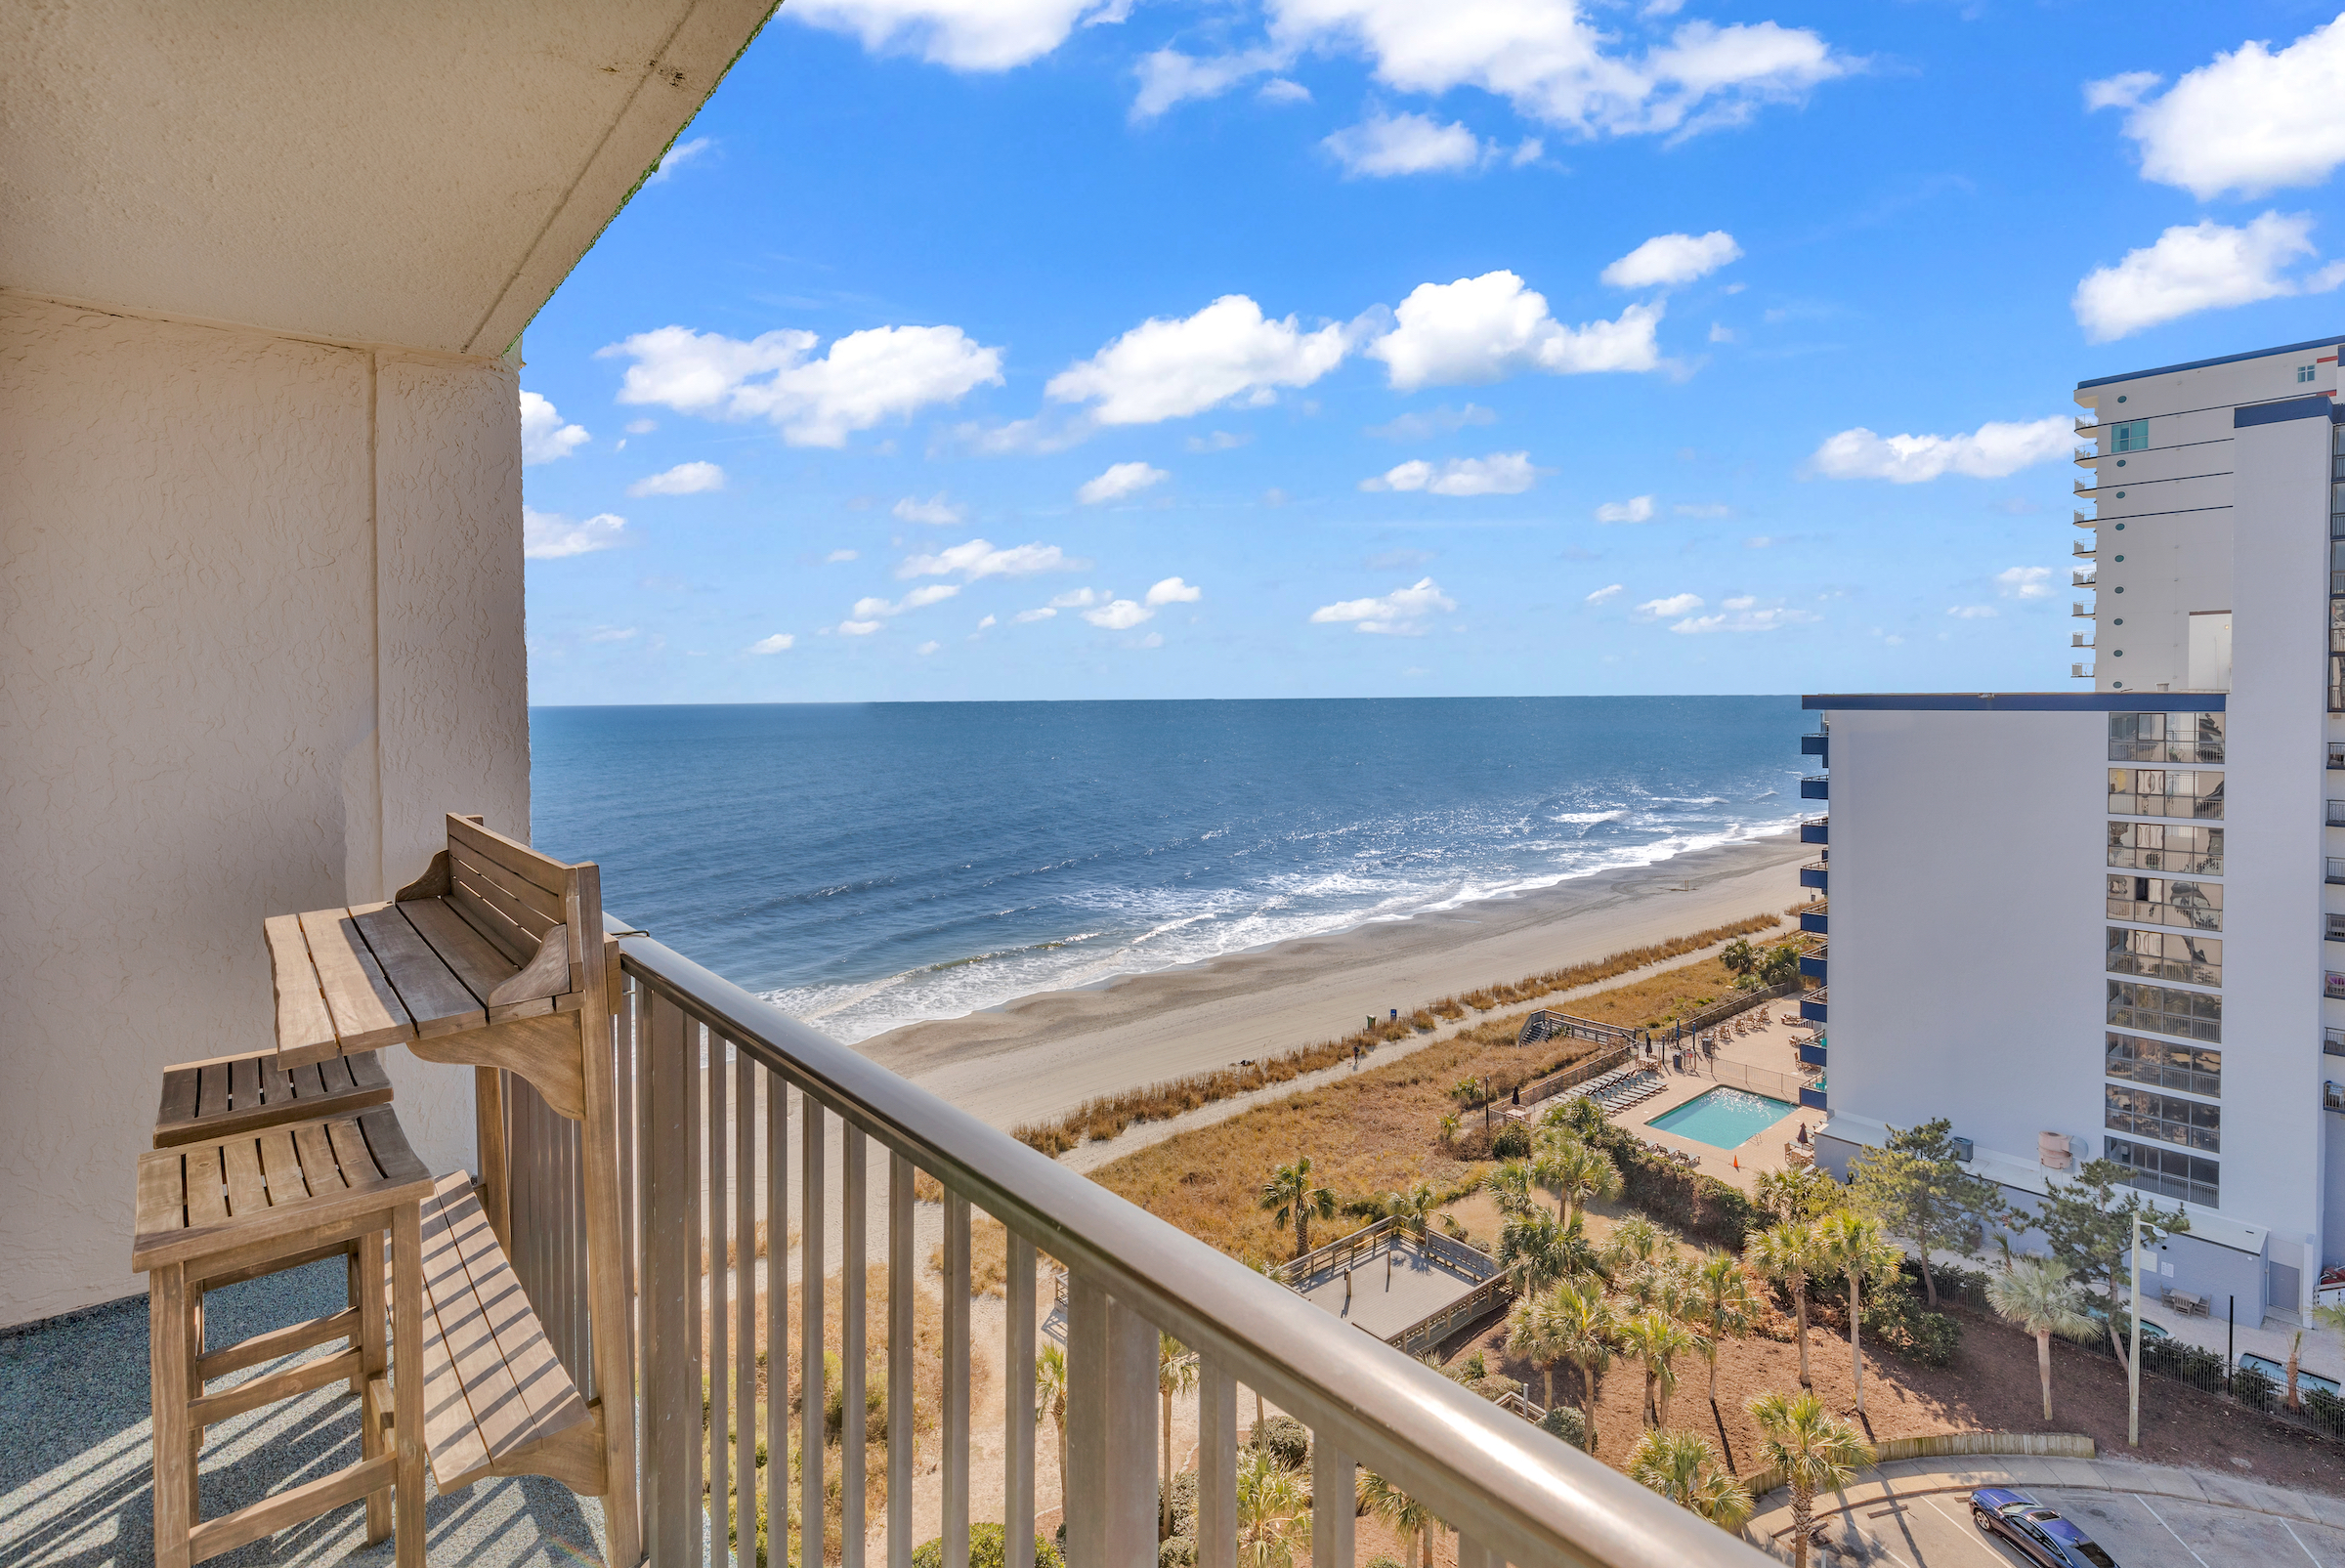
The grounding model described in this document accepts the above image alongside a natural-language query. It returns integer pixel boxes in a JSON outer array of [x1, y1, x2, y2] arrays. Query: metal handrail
[[608, 918, 1760, 1568]]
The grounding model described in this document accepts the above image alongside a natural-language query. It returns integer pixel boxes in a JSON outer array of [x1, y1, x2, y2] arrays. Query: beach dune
[[862, 834, 1809, 1130]]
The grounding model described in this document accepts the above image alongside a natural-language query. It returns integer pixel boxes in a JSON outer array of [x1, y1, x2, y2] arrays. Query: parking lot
[[1804, 1485, 2345, 1567]]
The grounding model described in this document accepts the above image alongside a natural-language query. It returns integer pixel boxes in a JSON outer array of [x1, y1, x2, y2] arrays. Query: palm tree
[[1035, 1343, 1069, 1510], [1745, 1221, 1819, 1388], [1811, 1209, 1899, 1415], [1602, 1213, 1667, 1276], [1690, 1250, 1760, 1407], [1618, 1308, 1702, 1427], [1984, 1258, 2096, 1420], [1235, 1446, 1309, 1568], [1535, 1138, 1621, 1229], [1498, 1213, 1597, 1295], [1158, 1333, 1199, 1540], [1355, 1469, 1437, 1568], [1487, 1157, 1536, 1218], [1366, 1183, 1440, 1284], [1626, 1428, 1754, 1531], [1754, 1165, 1836, 1224], [1260, 1157, 1336, 1259], [1747, 1391, 1873, 1568], [1505, 1290, 1567, 1410], [1546, 1279, 1620, 1449]]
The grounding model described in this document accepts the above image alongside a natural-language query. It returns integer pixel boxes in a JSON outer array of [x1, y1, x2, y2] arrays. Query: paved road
[[1813, 1485, 2345, 1567]]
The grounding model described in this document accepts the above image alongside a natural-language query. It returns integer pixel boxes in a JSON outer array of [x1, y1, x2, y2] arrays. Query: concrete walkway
[[1747, 1454, 2345, 1565]]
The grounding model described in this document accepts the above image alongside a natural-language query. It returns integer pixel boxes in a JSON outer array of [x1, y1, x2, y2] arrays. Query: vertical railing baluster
[[1457, 1536, 1495, 1568], [708, 1034, 731, 1560], [1064, 1277, 1155, 1568], [1197, 1358, 1235, 1568], [736, 1048, 757, 1567], [944, 1193, 971, 1568], [1005, 1230, 1037, 1568], [802, 1100, 828, 1568], [1309, 1439, 1352, 1568], [765, 1070, 789, 1568], [841, 1125, 868, 1568], [887, 1154, 914, 1568], [646, 991, 702, 1565], [626, 978, 648, 1516]]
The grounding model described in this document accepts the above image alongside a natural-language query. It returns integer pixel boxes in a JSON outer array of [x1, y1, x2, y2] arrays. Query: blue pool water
[[1646, 1087, 1796, 1149]]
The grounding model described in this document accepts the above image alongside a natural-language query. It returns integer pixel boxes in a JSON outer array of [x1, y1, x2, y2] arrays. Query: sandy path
[[863, 834, 1808, 1130]]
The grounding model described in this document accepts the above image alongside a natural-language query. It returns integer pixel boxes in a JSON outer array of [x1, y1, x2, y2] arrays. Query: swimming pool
[[1647, 1086, 1796, 1149]]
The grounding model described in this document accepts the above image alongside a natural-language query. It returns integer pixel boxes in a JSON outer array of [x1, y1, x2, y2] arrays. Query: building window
[[2107, 822, 2223, 874], [2107, 768, 2224, 820], [2108, 927, 2221, 987], [2107, 1136, 2219, 1208], [2110, 418, 2151, 451], [2108, 711, 2224, 763], [2107, 1032, 2220, 1097], [2303, 364, 2320, 384], [2108, 979, 2221, 1041], [2106, 1085, 2220, 1152], [2106, 875, 2222, 930]]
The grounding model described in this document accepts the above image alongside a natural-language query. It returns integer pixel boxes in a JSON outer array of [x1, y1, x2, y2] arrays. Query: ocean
[[530, 697, 1807, 1044]]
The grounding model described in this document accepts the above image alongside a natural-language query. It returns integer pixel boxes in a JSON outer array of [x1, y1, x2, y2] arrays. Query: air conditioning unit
[[1950, 1135, 1974, 1164]]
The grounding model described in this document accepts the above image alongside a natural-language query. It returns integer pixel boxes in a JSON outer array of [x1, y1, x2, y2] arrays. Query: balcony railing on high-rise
[[500, 913, 1765, 1568]]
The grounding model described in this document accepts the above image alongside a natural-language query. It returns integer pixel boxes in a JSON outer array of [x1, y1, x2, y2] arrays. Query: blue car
[[1970, 1488, 2119, 1567]]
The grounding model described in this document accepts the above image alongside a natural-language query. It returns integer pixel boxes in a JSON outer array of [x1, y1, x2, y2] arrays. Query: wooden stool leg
[[149, 1261, 193, 1568], [390, 1203, 426, 1568], [346, 1241, 366, 1397], [360, 1229, 391, 1545]]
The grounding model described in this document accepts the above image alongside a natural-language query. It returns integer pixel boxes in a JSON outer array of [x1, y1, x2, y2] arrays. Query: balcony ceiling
[[0, 0, 774, 356]]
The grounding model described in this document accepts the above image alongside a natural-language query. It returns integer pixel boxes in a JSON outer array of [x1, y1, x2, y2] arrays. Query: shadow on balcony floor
[[0, 1257, 609, 1567]]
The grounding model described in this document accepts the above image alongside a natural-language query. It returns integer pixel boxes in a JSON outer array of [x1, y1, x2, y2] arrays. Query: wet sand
[[859, 833, 1810, 1130]]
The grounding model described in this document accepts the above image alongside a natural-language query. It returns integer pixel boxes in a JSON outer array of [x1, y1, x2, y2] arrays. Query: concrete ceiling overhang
[[0, 0, 777, 355]]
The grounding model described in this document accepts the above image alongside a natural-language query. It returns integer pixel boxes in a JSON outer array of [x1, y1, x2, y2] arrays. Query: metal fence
[[513, 912, 1769, 1568]]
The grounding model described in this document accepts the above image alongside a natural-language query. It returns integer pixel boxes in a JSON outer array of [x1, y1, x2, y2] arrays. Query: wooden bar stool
[[133, 1105, 431, 1568], [153, 1048, 394, 1395]]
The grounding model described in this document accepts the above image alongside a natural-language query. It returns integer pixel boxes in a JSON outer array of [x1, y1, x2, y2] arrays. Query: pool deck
[[1604, 1007, 1819, 1194]]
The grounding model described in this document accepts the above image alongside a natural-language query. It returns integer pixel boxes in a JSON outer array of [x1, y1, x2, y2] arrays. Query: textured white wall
[[0, 294, 528, 1327]]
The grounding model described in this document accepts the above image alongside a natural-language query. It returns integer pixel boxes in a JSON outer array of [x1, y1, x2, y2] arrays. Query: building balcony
[[2074, 509, 2096, 529], [2073, 445, 2099, 466], [1799, 774, 1829, 799], [1800, 815, 1828, 845], [1800, 860, 1829, 892], [1799, 905, 1828, 934], [2072, 540, 2095, 559], [2327, 859, 2345, 885], [2073, 662, 2094, 681], [2072, 601, 2094, 617], [1799, 948, 1828, 981], [2329, 742, 2345, 770], [1798, 1038, 1828, 1067], [2329, 800, 2345, 827], [2072, 632, 2094, 648], [2075, 415, 2101, 435], [1801, 731, 1829, 762], [2328, 1027, 2345, 1057], [2326, 971, 2345, 1000], [2329, 1081, 2345, 1115], [1800, 988, 1828, 1024], [1799, 1081, 1829, 1111], [2073, 569, 2097, 587], [2075, 477, 2097, 496], [2327, 914, 2345, 944]]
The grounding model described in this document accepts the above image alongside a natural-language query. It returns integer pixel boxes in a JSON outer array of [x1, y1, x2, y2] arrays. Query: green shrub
[[2233, 1363, 2277, 1413], [1248, 1414, 1309, 1469], [1367, 1558, 1407, 1568], [1539, 1404, 1589, 1451], [1493, 1124, 1533, 1161], [1158, 1537, 1196, 1568], [1159, 1470, 1199, 1540], [913, 1525, 1064, 1568], [1858, 1281, 1961, 1367]]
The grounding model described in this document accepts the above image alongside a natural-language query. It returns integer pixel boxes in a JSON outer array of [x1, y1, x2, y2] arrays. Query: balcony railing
[[2072, 601, 2093, 617], [2327, 1028, 2345, 1057], [2328, 859, 2345, 885], [2327, 914, 2345, 944], [2073, 569, 2097, 587], [2329, 742, 2345, 770], [1799, 774, 1828, 799], [1798, 948, 1827, 980], [583, 914, 1754, 1568], [1800, 860, 1829, 891], [2072, 540, 2094, 558], [2071, 633, 2093, 648], [2073, 663, 2093, 681], [2329, 800, 2345, 827], [2073, 509, 2095, 528], [2326, 971, 2345, 1000], [2075, 416, 2100, 435], [2072, 445, 2097, 466], [1799, 815, 1827, 845]]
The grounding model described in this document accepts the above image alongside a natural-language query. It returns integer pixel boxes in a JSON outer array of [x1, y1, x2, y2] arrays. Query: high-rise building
[[1808, 335, 2345, 1327]]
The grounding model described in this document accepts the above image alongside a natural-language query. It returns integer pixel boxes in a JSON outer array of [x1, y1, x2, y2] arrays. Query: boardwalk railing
[[1515, 1011, 1642, 1050], [563, 912, 1766, 1568], [1273, 1217, 1500, 1291]]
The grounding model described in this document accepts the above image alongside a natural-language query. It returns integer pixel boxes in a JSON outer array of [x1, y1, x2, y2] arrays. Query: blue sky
[[517, 1, 2345, 703]]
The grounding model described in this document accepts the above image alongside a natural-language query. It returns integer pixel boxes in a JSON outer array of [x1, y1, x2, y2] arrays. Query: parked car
[[1970, 1488, 2118, 1567]]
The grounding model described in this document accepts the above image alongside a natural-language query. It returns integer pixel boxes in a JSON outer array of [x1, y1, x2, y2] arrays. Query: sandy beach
[[860, 833, 1810, 1129]]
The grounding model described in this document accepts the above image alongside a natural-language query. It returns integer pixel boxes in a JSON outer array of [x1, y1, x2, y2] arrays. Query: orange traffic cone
[[1732, 1155, 1740, 1169]]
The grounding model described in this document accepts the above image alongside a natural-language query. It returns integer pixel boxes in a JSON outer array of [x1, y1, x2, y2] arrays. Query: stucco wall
[[0, 293, 529, 1327]]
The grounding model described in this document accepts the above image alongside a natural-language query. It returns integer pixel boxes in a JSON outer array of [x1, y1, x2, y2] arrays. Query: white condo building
[[1810, 335, 2345, 1329]]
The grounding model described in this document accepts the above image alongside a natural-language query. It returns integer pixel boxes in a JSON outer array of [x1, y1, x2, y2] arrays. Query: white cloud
[[1360, 451, 1540, 496], [585, 626, 638, 643], [1309, 575, 1457, 634], [1807, 415, 2071, 482], [1014, 607, 1057, 622], [1260, 77, 1312, 104], [1322, 110, 1492, 176], [899, 537, 1088, 580], [1083, 598, 1155, 629], [523, 507, 627, 559], [1585, 583, 1625, 604], [1996, 567, 2054, 600], [1050, 588, 1104, 609], [2090, 17, 2345, 199], [1146, 576, 1203, 606], [1139, 631, 1165, 648], [601, 322, 1003, 447], [1708, 322, 1736, 343], [977, 614, 998, 629], [1601, 230, 1742, 288], [827, 549, 861, 563], [1368, 272, 1662, 389], [837, 619, 884, 636], [628, 460, 726, 496], [1147, 3, 1850, 138], [1078, 461, 1171, 504], [1366, 403, 1497, 440], [788, 0, 1120, 70], [1667, 600, 1816, 633], [748, 633, 796, 654], [894, 492, 965, 525], [1188, 430, 1253, 451], [625, 418, 658, 435], [644, 136, 712, 185], [917, 641, 942, 656], [852, 584, 963, 620], [946, 413, 1094, 455], [1596, 494, 1656, 523], [2072, 212, 2344, 342], [1046, 295, 1350, 424], [1946, 605, 1997, 619], [1636, 593, 1704, 618], [520, 392, 589, 464]]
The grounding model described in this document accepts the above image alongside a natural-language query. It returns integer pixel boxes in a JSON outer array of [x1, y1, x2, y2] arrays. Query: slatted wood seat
[[369, 1171, 601, 1496], [154, 1049, 392, 1148]]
